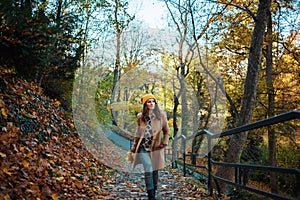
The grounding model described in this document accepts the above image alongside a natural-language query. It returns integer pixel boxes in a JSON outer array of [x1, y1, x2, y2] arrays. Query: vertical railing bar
[[182, 135, 186, 177], [171, 137, 175, 169], [207, 134, 212, 196], [296, 171, 300, 198]]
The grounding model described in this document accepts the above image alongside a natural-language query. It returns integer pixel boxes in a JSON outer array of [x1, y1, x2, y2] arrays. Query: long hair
[[141, 100, 161, 122]]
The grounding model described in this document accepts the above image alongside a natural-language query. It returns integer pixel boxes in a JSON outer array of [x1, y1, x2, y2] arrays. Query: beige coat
[[131, 110, 170, 171]]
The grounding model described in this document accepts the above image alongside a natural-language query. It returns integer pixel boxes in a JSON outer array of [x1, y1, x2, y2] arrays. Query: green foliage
[[0, 0, 86, 109], [276, 140, 300, 168], [95, 69, 114, 125], [248, 139, 299, 196], [241, 133, 264, 163], [104, 0, 135, 30]]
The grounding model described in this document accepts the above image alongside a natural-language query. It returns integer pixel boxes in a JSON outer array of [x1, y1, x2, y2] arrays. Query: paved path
[[99, 166, 210, 199]]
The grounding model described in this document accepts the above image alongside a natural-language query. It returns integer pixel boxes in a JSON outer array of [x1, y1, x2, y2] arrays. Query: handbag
[[126, 150, 134, 163]]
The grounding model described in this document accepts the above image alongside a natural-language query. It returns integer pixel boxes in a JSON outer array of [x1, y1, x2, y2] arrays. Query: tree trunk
[[215, 0, 271, 192], [173, 94, 179, 138], [180, 72, 188, 137], [111, 0, 121, 126], [55, 0, 62, 26], [266, 5, 277, 193]]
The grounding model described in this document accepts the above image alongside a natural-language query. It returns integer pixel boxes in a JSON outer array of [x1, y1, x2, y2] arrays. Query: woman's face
[[146, 98, 156, 111]]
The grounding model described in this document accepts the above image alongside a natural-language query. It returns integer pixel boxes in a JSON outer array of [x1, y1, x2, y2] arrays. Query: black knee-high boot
[[145, 172, 156, 199], [147, 189, 156, 200], [153, 170, 158, 195]]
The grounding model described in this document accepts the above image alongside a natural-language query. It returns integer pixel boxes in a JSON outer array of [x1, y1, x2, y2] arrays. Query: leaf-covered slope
[[0, 69, 110, 199]]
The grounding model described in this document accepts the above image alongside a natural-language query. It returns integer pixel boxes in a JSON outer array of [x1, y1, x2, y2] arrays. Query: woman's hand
[[157, 143, 167, 149], [130, 148, 136, 153], [126, 151, 134, 162]]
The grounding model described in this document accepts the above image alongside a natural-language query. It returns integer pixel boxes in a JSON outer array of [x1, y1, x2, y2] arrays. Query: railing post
[[191, 153, 196, 165], [207, 134, 213, 196], [182, 135, 186, 177], [171, 137, 175, 168], [296, 171, 300, 199], [235, 166, 239, 184], [183, 152, 186, 176]]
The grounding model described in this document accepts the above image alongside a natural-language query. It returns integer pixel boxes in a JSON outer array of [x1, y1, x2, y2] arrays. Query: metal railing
[[170, 110, 300, 200]]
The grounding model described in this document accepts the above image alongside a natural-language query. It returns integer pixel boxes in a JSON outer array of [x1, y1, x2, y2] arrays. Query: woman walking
[[130, 94, 170, 200]]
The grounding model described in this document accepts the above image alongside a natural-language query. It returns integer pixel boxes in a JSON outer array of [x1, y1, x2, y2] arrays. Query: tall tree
[[105, 0, 134, 125], [215, 0, 271, 191], [163, 0, 231, 157], [201, 0, 300, 193], [265, 3, 277, 192], [164, 0, 191, 138]]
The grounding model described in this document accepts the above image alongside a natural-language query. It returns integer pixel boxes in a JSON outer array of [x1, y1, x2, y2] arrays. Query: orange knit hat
[[141, 94, 156, 105]]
